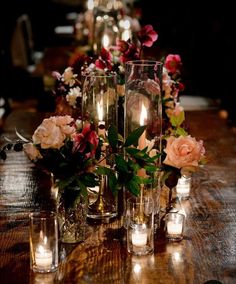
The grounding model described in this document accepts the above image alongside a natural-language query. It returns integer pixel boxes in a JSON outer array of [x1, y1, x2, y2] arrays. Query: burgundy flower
[[73, 123, 99, 158], [116, 40, 139, 63], [95, 48, 113, 71], [137, 25, 158, 47]]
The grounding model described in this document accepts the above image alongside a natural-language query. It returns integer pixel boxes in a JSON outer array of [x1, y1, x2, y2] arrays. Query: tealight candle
[[167, 221, 183, 235], [127, 197, 154, 255], [35, 245, 53, 270], [166, 213, 185, 241], [131, 229, 148, 247]]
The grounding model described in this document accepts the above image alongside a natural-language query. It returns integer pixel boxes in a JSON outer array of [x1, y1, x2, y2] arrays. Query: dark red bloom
[[137, 25, 158, 47], [95, 48, 113, 71], [73, 123, 99, 159], [116, 40, 139, 63]]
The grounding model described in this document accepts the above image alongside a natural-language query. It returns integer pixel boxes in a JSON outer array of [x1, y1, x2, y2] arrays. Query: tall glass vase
[[82, 72, 118, 220], [125, 60, 163, 229]]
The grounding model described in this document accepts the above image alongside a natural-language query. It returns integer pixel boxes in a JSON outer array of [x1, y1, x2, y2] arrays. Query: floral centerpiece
[[0, 24, 206, 237]]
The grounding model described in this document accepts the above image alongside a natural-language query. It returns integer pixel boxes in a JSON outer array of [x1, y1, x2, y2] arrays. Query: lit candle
[[131, 227, 148, 247], [167, 221, 183, 235], [35, 245, 53, 270], [102, 33, 110, 49], [97, 100, 105, 137], [137, 103, 147, 177], [176, 176, 191, 198]]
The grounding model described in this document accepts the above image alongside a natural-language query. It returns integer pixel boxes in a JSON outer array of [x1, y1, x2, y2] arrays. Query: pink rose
[[23, 143, 42, 161], [32, 116, 75, 149], [163, 135, 205, 169]]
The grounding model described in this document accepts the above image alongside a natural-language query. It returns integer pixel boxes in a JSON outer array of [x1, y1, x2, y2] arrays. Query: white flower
[[66, 86, 82, 108], [62, 67, 77, 87]]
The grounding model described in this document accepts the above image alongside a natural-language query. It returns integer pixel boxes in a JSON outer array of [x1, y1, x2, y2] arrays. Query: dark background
[[0, 0, 235, 124]]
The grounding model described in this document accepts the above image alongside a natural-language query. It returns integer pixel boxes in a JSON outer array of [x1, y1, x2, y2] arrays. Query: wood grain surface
[[0, 109, 236, 284]]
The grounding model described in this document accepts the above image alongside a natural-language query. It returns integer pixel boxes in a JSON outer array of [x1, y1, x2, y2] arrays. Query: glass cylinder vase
[[82, 72, 118, 220], [125, 60, 163, 228], [51, 176, 89, 244]]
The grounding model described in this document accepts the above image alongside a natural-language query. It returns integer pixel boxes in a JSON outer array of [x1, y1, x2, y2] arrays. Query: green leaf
[[108, 125, 118, 150], [144, 165, 158, 173], [108, 172, 119, 195], [175, 127, 188, 136], [115, 155, 128, 173], [80, 173, 99, 187], [126, 177, 140, 196], [124, 126, 147, 147], [170, 111, 185, 127]]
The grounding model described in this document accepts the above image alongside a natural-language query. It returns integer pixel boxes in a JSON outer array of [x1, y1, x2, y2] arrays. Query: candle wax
[[131, 230, 148, 247], [167, 221, 183, 235], [35, 245, 53, 269]]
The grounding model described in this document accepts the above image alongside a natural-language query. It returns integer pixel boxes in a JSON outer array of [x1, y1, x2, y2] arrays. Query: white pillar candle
[[167, 221, 183, 235], [35, 245, 53, 270], [131, 230, 148, 247]]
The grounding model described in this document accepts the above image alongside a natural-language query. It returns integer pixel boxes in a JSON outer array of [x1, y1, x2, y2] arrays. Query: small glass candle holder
[[176, 175, 191, 199], [127, 196, 154, 256], [166, 212, 185, 241], [29, 211, 58, 273]]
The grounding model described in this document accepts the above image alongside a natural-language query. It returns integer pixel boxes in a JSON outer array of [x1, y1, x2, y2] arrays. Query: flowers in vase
[[20, 115, 100, 207]]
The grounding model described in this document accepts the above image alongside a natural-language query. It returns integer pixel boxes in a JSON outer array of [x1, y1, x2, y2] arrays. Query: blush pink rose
[[163, 135, 205, 169], [32, 116, 75, 149]]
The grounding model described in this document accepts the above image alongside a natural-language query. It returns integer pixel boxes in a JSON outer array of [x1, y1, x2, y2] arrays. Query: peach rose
[[32, 116, 75, 149], [23, 143, 42, 161], [163, 135, 205, 169]]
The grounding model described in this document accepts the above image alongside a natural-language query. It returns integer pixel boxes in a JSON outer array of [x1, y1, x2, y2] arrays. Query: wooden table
[[0, 108, 236, 284]]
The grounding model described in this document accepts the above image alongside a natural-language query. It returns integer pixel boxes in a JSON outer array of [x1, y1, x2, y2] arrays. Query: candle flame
[[87, 0, 94, 10], [140, 103, 147, 126], [97, 101, 103, 121], [102, 34, 110, 48], [38, 245, 45, 253]]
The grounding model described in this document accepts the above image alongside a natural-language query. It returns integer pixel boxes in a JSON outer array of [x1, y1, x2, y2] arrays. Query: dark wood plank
[[0, 109, 236, 284]]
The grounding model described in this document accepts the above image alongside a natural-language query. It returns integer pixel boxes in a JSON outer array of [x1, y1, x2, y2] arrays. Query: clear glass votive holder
[[127, 196, 154, 256], [176, 175, 191, 199], [166, 212, 185, 241], [29, 211, 59, 273]]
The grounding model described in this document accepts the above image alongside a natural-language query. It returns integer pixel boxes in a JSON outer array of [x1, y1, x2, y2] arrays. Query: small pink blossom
[[164, 54, 182, 74]]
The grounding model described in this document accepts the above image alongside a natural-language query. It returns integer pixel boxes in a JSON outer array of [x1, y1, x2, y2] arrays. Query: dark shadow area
[[0, 0, 235, 126]]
